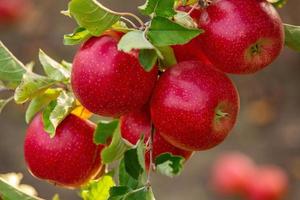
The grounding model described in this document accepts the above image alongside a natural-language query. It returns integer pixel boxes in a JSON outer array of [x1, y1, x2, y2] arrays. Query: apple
[[172, 37, 211, 65], [24, 114, 104, 188], [246, 165, 288, 200], [120, 107, 192, 169], [150, 61, 239, 151], [194, 0, 284, 74], [0, 0, 30, 24], [71, 32, 158, 117], [211, 152, 256, 196]]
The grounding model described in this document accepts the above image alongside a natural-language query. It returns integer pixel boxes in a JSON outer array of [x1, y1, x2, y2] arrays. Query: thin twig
[[120, 16, 138, 29], [118, 12, 145, 28], [147, 123, 155, 186]]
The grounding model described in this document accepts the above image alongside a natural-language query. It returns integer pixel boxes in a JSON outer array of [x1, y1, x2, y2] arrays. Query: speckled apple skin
[[24, 114, 104, 188], [195, 0, 284, 74], [172, 37, 212, 65], [120, 107, 192, 169], [71, 35, 158, 118], [150, 61, 239, 151]]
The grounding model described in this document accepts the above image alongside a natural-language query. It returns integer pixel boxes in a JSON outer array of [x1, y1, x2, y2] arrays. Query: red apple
[[24, 114, 104, 188], [120, 107, 192, 169], [211, 152, 256, 196], [71, 32, 158, 117], [246, 165, 288, 200], [0, 0, 30, 24], [150, 61, 239, 151], [172, 37, 211, 65], [194, 0, 284, 74]]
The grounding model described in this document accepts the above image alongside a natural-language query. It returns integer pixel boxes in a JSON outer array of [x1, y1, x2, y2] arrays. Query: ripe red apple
[[71, 32, 158, 117], [211, 152, 256, 196], [246, 165, 288, 200], [172, 37, 211, 65], [0, 0, 30, 24], [193, 0, 284, 74], [24, 114, 104, 188], [150, 61, 239, 151], [120, 107, 192, 169]]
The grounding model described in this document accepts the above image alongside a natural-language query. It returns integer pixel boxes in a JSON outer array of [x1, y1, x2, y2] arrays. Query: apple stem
[[147, 123, 155, 186], [215, 109, 229, 121], [199, 0, 212, 8]]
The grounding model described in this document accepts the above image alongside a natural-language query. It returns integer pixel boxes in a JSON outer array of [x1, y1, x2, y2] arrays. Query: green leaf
[[155, 153, 185, 177], [68, 0, 120, 36], [0, 41, 26, 89], [118, 159, 139, 189], [101, 125, 131, 164], [0, 97, 13, 114], [124, 139, 146, 180], [94, 120, 119, 145], [64, 27, 92, 45], [109, 186, 130, 197], [52, 194, 60, 200], [139, 0, 176, 18], [25, 88, 62, 123], [156, 46, 177, 68], [118, 30, 155, 53], [284, 24, 300, 52], [39, 50, 70, 81], [112, 21, 135, 33], [14, 72, 56, 104], [174, 12, 198, 29], [81, 175, 115, 200], [42, 101, 57, 135], [139, 49, 158, 72], [61, 60, 72, 71], [147, 17, 202, 46], [42, 91, 75, 137], [0, 178, 41, 200], [267, 0, 287, 8]]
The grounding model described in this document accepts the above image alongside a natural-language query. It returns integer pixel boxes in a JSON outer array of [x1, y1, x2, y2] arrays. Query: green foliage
[[81, 174, 115, 200], [39, 50, 70, 81], [124, 139, 146, 180], [68, 0, 120, 36], [173, 12, 198, 29], [155, 153, 185, 177], [284, 24, 300, 52], [64, 27, 92, 45], [42, 91, 76, 137], [156, 46, 177, 68], [94, 120, 119, 145], [101, 125, 131, 164], [118, 160, 139, 189], [118, 31, 155, 53], [147, 17, 202, 46], [139, 0, 176, 18], [25, 88, 62, 123], [14, 72, 56, 104], [138, 49, 158, 71], [268, 0, 287, 8], [0, 178, 41, 200], [0, 42, 26, 89]]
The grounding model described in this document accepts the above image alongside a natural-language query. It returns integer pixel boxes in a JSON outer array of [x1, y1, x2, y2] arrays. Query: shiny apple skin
[[150, 61, 239, 151]]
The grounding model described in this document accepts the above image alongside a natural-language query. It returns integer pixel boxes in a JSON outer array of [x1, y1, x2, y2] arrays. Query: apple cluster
[[23, 0, 284, 190], [212, 152, 288, 200]]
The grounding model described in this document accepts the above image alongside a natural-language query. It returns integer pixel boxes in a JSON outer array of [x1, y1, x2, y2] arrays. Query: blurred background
[[0, 0, 300, 199]]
